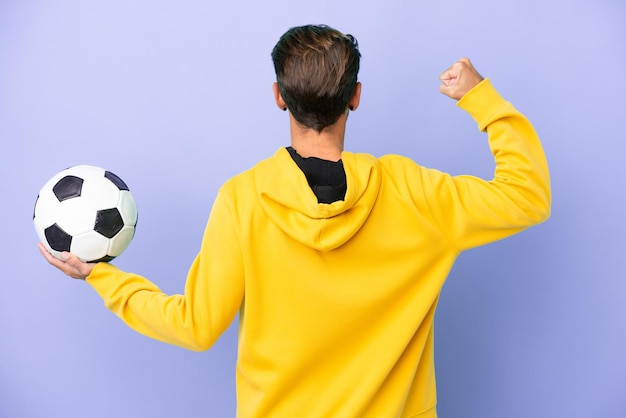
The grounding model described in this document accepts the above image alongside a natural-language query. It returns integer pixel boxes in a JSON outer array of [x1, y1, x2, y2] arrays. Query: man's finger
[[38, 242, 76, 277], [39, 242, 61, 265], [439, 73, 457, 87]]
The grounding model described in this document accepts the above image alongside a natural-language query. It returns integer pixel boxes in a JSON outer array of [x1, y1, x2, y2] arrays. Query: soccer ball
[[34, 165, 138, 263]]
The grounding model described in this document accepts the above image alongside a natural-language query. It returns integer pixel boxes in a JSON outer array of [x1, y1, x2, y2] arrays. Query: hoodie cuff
[[457, 78, 509, 132], [85, 262, 123, 298]]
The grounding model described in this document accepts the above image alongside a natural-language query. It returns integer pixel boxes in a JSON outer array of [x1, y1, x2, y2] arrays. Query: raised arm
[[412, 58, 551, 251]]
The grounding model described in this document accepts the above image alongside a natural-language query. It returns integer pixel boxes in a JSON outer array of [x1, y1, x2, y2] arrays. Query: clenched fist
[[439, 58, 484, 100]]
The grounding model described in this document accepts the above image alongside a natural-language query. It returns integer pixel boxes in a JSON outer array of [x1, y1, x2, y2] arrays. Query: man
[[40, 24, 550, 418]]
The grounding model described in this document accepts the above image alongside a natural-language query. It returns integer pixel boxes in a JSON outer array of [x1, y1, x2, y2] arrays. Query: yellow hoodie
[[87, 79, 550, 418]]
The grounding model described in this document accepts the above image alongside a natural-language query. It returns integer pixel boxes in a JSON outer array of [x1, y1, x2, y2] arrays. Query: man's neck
[[288, 113, 347, 162]]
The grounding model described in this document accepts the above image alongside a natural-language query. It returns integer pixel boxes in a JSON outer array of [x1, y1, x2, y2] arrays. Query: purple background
[[1, 1, 625, 417]]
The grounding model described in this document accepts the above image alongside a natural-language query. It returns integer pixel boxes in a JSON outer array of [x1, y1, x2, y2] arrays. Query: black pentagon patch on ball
[[45, 224, 72, 252], [94, 255, 116, 263], [105, 171, 129, 191], [33, 195, 39, 219], [95, 208, 124, 238], [53, 175, 84, 202]]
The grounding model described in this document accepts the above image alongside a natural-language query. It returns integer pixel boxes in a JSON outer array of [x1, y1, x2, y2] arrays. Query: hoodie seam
[[383, 155, 460, 255]]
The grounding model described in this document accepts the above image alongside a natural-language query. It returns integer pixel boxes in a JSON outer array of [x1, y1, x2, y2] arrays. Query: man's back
[[201, 79, 549, 417]]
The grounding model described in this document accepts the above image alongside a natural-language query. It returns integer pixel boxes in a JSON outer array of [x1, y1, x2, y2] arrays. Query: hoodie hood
[[255, 148, 381, 252]]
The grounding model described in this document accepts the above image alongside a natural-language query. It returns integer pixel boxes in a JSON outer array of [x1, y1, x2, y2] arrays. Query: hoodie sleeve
[[86, 190, 245, 351], [414, 78, 551, 252]]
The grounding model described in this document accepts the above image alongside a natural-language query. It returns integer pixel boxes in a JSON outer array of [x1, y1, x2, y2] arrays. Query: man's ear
[[273, 82, 287, 111], [348, 82, 362, 111]]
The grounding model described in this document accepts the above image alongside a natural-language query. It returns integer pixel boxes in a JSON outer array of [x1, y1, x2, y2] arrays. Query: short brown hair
[[271, 25, 361, 132]]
